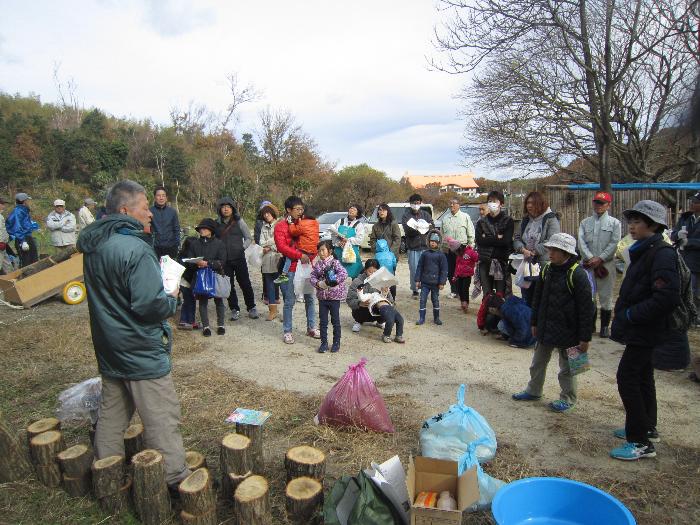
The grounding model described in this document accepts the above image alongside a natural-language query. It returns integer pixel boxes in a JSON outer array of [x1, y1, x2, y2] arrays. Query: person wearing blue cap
[[6, 192, 39, 267]]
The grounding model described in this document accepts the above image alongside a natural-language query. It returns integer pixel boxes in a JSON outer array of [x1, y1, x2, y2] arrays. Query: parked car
[[434, 204, 482, 232], [317, 212, 347, 240], [361, 203, 435, 253]]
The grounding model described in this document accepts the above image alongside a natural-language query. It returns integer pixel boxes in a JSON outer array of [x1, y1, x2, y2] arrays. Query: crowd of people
[[0, 181, 698, 477]]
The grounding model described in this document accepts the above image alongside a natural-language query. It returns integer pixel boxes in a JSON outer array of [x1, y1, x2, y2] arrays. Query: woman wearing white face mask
[[475, 190, 515, 295]]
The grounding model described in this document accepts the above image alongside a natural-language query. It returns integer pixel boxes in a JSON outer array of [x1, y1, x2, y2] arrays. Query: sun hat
[[622, 200, 668, 228], [53, 199, 66, 206], [543, 233, 578, 256]]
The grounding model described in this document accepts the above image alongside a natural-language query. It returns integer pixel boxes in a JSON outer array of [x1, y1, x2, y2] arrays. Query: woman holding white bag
[[331, 204, 366, 279]]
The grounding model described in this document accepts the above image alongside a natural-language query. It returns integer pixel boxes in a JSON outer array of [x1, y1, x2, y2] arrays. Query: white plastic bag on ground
[[56, 377, 102, 425], [245, 243, 264, 270], [293, 262, 314, 295]]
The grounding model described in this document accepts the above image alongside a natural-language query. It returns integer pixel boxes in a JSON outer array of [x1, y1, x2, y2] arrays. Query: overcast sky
[[0, 0, 483, 180]]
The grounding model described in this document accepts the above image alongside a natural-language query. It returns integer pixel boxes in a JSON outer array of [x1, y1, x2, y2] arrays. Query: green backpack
[[323, 470, 403, 525]]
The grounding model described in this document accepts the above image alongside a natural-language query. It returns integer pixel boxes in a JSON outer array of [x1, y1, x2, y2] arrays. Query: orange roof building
[[404, 172, 480, 196]]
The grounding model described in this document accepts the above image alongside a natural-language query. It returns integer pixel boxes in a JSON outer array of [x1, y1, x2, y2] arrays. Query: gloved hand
[[21, 241, 30, 252], [677, 229, 688, 240]]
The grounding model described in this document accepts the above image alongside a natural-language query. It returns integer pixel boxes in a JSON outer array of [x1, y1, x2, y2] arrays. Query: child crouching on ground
[[415, 231, 448, 325], [309, 240, 348, 353], [453, 243, 479, 312], [495, 295, 537, 348], [512, 233, 594, 412]]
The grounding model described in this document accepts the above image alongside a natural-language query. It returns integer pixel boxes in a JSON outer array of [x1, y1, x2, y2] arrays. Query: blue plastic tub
[[492, 477, 635, 525]]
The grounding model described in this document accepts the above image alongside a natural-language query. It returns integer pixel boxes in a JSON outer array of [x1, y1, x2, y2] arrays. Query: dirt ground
[[1, 254, 699, 524]]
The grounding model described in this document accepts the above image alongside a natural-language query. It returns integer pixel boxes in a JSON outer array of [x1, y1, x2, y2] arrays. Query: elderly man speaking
[[77, 180, 190, 492]]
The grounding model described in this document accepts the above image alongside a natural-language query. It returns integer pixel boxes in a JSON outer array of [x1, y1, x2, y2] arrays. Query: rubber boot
[[416, 309, 426, 325], [266, 304, 278, 321], [433, 308, 443, 325], [599, 309, 611, 338]]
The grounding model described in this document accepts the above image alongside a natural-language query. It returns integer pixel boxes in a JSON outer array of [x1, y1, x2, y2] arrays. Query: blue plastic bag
[[420, 384, 497, 463], [193, 267, 216, 298], [459, 437, 505, 511]]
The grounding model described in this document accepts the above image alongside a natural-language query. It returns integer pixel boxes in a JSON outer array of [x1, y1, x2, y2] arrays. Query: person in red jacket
[[275, 207, 320, 284], [274, 196, 320, 344], [453, 244, 479, 312]]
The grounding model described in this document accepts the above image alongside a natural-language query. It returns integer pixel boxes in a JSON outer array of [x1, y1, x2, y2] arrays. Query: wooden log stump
[[181, 507, 218, 525], [63, 472, 92, 497], [57, 444, 93, 478], [178, 468, 216, 525], [131, 449, 171, 525], [235, 422, 263, 470], [98, 476, 132, 515], [91, 455, 125, 499], [26, 417, 61, 445], [285, 476, 323, 525], [220, 433, 252, 500], [235, 475, 272, 525], [228, 471, 252, 501], [185, 450, 207, 471], [123, 423, 144, 462], [34, 463, 62, 487], [284, 445, 326, 483], [0, 412, 31, 482], [29, 430, 65, 465]]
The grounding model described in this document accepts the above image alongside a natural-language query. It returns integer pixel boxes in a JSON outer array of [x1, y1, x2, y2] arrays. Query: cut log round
[[285, 476, 323, 524], [98, 476, 132, 515], [179, 468, 216, 515], [284, 445, 326, 482], [131, 449, 170, 525], [235, 422, 263, 470], [180, 507, 218, 525], [185, 450, 207, 471], [26, 418, 61, 444], [228, 471, 252, 501], [34, 463, 62, 487], [63, 472, 92, 497], [57, 443, 93, 477], [0, 412, 31, 482], [91, 455, 125, 499], [123, 423, 144, 463], [29, 430, 65, 465], [235, 475, 271, 525], [220, 433, 252, 499]]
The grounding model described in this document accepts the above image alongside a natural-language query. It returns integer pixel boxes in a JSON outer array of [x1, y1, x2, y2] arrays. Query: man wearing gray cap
[[46, 199, 77, 254], [79, 198, 96, 230], [6, 192, 39, 267], [671, 191, 700, 328]]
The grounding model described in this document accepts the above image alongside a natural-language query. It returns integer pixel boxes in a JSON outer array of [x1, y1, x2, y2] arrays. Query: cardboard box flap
[[406, 456, 415, 499], [457, 465, 479, 511]]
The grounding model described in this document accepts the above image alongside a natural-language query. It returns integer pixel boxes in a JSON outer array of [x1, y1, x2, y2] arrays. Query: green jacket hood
[[77, 214, 150, 254]]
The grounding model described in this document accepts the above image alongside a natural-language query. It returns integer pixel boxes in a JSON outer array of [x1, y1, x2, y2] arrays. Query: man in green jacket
[[77, 180, 190, 490]]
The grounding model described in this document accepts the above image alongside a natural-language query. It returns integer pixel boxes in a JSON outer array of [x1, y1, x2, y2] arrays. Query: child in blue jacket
[[375, 238, 398, 299], [497, 295, 537, 348], [415, 231, 448, 325]]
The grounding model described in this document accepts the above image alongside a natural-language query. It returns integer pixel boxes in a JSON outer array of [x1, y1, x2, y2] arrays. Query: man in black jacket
[[401, 194, 434, 299], [671, 191, 700, 327], [512, 233, 594, 413], [150, 186, 181, 259]]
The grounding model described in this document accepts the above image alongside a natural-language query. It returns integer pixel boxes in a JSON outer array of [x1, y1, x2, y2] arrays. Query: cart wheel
[[62, 281, 86, 305]]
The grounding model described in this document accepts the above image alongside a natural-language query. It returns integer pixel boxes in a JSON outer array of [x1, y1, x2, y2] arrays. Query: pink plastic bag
[[317, 358, 395, 433]]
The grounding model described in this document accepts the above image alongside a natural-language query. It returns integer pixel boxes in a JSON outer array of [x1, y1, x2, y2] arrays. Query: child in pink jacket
[[453, 244, 479, 312], [310, 240, 348, 353]]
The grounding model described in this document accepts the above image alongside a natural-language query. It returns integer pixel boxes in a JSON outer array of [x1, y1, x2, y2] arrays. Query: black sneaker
[[412, 291, 419, 300], [317, 343, 328, 353], [331, 343, 340, 353], [217, 326, 225, 335], [202, 327, 212, 337]]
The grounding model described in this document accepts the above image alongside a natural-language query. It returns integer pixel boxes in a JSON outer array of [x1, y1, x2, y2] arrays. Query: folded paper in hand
[[365, 266, 398, 289], [160, 255, 186, 295], [407, 217, 431, 235]]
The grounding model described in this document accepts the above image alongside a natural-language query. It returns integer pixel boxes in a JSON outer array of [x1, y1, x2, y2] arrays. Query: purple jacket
[[310, 256, 348, 301]]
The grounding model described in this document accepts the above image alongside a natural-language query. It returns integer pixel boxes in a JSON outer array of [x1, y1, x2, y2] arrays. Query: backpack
[[539, 261, 580, 294], [645, 243, 697, 331]]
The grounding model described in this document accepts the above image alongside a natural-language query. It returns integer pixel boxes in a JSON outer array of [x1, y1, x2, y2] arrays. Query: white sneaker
[[448, 292, 458, 299], [375, 321, 386, 329], [352, 322, 361, 333], [296, 295, 304, 303]]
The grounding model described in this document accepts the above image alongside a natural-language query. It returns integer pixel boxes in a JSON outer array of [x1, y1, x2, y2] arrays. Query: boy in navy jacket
[[415, 231, 448, 325]]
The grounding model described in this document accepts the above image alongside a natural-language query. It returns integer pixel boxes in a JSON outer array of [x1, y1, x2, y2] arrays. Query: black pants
[[378, 305, 404, 337], [478, 260, 507, 295], [352, 308, 381, 324], [319, 299, 341, 345], [446, 251, 457, 294], [224, 259, 256, 312], [155, 245, 179, 260], [15, 237, 38, 268], [617, 344, 657, 444], [455, 276, 472, 303], [198, 297, 225, 328]]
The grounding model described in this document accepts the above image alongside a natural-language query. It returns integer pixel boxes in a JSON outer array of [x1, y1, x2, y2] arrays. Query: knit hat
[[543, 233, 578, 256], [622, 200, 668, 228], [195, 218, 218, 234]]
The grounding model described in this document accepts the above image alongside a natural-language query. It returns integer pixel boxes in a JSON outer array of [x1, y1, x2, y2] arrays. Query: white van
[[361, 203, 435, 253]]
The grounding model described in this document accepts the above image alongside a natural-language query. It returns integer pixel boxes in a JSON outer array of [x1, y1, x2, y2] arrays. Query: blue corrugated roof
[[566, 183, 700, 190]]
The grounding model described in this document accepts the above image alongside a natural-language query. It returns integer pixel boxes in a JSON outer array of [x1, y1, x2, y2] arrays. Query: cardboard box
[[406, 456, 479, 525]]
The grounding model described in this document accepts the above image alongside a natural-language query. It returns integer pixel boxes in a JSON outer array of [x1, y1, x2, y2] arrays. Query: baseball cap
[[15, 192, 31, 202], [53, 199, 66, 206], [84, 198, 96, 206], [593, 191, 612, 203]]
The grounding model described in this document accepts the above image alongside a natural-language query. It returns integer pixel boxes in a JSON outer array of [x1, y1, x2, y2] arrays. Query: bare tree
[[220, 72, 261, 131], [433, 0, 699, 192], [169, 100, 215, 139], [51, 63, 82, 131]]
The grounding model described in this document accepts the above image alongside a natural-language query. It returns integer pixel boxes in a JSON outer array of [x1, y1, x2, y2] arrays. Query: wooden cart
[[0, 253, 85, 308]]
